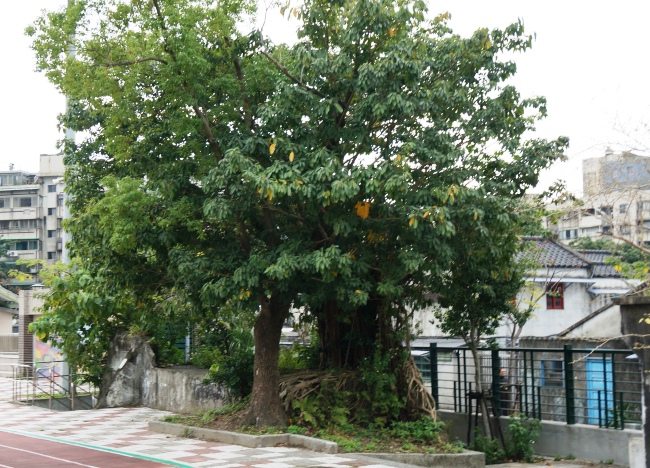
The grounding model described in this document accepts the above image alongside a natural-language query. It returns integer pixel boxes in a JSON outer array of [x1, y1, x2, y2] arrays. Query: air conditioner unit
[[6, 251, 18, 257]]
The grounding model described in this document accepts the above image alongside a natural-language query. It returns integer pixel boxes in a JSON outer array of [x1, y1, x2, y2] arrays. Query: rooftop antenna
[[8, 164, 14, 171]]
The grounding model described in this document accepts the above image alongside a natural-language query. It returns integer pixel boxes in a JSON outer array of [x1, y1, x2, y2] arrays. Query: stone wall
[[97, 333, 227, 414]]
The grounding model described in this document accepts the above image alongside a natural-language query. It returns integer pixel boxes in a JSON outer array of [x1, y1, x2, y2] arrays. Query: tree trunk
[[240, 293, 288, 427], [317, 299, 378, 368], [469, 341, 492, 438]]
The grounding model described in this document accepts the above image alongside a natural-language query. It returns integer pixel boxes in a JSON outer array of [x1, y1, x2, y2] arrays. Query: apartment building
[[552, 150, 650, 246], [0, 154, 64, 280]]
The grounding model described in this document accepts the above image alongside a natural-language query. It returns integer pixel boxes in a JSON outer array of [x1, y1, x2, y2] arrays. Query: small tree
[[434, 195, 525, 437]]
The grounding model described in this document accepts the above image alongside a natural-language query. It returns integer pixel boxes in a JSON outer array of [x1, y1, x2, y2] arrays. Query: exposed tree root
[[278, 360, 437, 423], [402, 355, 437, 421]]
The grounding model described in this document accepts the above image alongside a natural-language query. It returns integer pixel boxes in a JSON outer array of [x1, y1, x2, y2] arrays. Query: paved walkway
[[0, 378, 625, 468], [0, 378, 421, 468]]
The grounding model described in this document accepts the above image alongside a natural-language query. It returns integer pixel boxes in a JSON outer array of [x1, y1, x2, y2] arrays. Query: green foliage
[[286, 425, 307, 435], [30, 0, 566, 422], [279, 341, 320, 371], [191, 345, 219, 369], [205, 346, 255, 400], [569, 237, 650, 281], [469, 430, 506, 464], [292, 382, 352, 428], [504, 415, 541, 462], [570, 237, 650, 266], [469, 415, 541, 464], [389, 418, 445, 444], [357, 350, 406, 426]]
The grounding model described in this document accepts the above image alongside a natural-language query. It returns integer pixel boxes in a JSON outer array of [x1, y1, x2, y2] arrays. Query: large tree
[[29, 0, 566, 425]]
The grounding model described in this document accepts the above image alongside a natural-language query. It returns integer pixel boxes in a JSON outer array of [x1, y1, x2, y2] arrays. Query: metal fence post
[[491, 348, 501, 416], [564, 344, 576, 424], [429, 343, 439, 405]]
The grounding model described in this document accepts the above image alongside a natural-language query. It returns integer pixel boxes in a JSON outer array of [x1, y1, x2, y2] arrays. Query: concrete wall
[[143, 366, 228, 414], [98, 333, 227, 414], [0, 313, 14, 335], [439, 410, 641, 466]]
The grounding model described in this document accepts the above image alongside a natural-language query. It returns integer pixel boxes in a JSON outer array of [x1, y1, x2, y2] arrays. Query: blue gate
[[586, 358, 613, 425]]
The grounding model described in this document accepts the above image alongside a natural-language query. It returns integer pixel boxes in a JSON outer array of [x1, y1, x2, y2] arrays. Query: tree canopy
[[29, 0, 567, 425]]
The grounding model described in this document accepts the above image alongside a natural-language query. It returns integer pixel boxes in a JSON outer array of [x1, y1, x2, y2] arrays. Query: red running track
[[0, 430, 171, 467]]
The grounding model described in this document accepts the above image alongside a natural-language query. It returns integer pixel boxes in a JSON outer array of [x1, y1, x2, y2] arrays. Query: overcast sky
[[2, 1, 649, 195]]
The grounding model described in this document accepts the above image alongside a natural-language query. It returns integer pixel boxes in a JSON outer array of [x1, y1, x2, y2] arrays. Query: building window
[[621, 225, 631, 235], [47, 230, 56, 238], [48, 208, 56, 216], [561, 229, 578, 240], [546, 283, 564, 310], [13, 241, 39, 251], [641, 201, 650, 211], [620, 204, 627, 214], [599, 206, 613, 216], [18, 197, 32, 207], [47, 252, 57, 260], [48, 185, 57, 193], [541, 360, 564, 387], [57, 194, 64, 207], [0, 198, 7, 208]]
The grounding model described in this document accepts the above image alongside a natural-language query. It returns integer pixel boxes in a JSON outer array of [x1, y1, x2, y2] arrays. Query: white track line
[[0, 443, 100, 468]]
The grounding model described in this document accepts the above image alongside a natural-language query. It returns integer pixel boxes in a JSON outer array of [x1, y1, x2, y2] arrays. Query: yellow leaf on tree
[[266, 189, 273, 200], [409, 217, 415, 227], [389, 27, 396, 37], [269, 143, 276, 154], [289, 151, 295, 162], [423, 210, 430, 218], [645, 318, 650, 325], [614, 265, 622, 272], [355, 290, 362, 294], [355, 201, 371, 219]]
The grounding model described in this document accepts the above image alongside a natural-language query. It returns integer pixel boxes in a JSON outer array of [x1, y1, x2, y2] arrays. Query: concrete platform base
[[149, 420, 486, 468]]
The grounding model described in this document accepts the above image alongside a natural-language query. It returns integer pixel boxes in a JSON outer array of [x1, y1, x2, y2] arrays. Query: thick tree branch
[[93, 57, 168, 67], [260, 50, 327, 99], [192, 104, 223, 161], [263, 203, 305, 221], [233, 58, 253, 130]]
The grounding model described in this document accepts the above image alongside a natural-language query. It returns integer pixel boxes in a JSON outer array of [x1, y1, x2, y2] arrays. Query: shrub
[[469, 430, 505, 464], [504, 415, 541, 463], [204, 347, 254, 399], [191, 344, 220, 369]]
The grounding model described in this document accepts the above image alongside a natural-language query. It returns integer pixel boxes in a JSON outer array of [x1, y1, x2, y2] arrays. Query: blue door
[[586, 358, 613, 425]]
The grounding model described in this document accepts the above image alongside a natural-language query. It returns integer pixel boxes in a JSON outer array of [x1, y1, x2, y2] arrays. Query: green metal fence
[[413, 344, 643, 429]]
